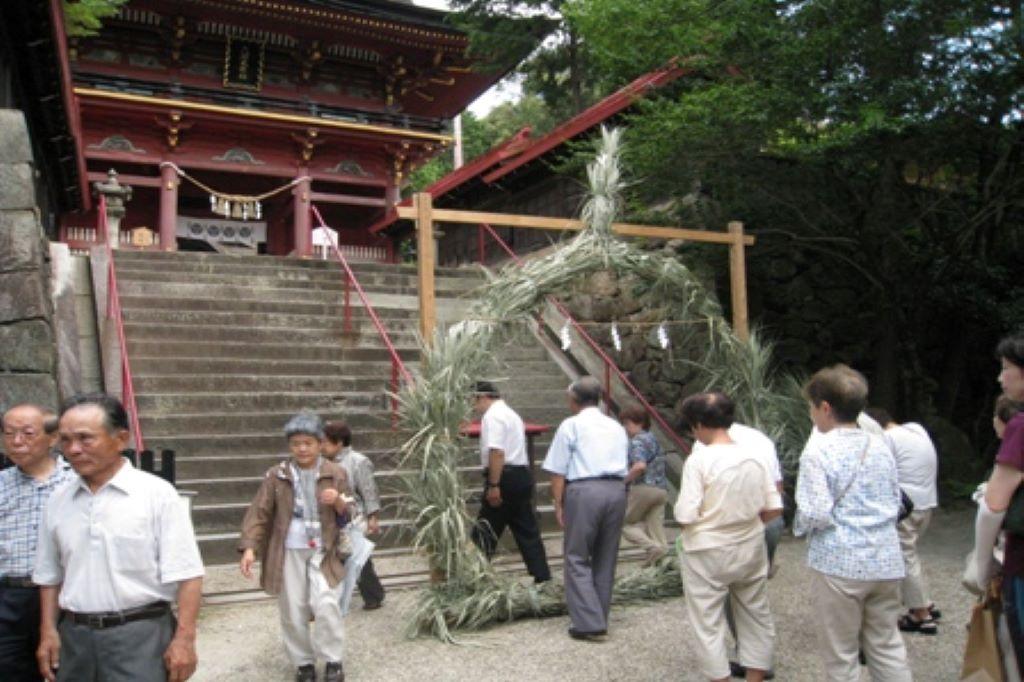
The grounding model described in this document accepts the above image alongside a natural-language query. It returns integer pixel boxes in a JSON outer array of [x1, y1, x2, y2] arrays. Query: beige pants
[[621, 484, 668, 555], [279, 548, 346, 667], [680, 534, 774, 680], [811, 571, 911, 681], [897, 509, 932, 610]]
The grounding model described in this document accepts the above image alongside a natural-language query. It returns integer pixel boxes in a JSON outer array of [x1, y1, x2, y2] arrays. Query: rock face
[[0, 110, 59, 416], [560, 268, 713, 426]]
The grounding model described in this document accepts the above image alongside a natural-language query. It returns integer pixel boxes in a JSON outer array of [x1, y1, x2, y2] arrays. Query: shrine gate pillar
[[159, 162, 178, 251], [292, 171, 312, 258]]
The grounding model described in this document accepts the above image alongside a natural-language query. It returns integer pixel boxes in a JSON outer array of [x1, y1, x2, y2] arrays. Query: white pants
[[897, 509, 932, 610], [811, 571, 911, 681], [680, 534, 774, 680], [279, 548, 346, 667]]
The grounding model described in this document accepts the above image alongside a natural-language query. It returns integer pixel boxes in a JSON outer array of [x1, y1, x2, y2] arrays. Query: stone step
[[117, 277, 476, 301], [115, 264, 480, 290], [120, 307, 421, 330], [127, 340, 420, 364], [133, 374, 410, 394], [144, 430, 409, 458], [112, 249, 481, 279], [195, 503, 568, 563], [180, 467, 555, 507], [122, 322, 419, 347], [188, 476, 561, 530], [130, 357, 411, 377], [139, 409, 393, 438], [135, 391, 390, 414], [118, 294, 426, 320]]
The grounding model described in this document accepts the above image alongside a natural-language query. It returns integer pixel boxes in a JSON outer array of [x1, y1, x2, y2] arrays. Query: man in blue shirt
[[542, 376, 628, 640], [0, 404, 74, 682]]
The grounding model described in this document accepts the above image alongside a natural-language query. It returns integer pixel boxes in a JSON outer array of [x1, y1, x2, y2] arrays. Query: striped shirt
[[0, 457, 75, 577]]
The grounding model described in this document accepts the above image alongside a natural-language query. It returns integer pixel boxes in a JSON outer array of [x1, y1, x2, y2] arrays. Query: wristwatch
[[487, 482, 500, 489]]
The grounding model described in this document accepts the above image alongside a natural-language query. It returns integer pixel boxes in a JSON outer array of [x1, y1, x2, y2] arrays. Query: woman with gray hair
[[238, 411, 354, 682]]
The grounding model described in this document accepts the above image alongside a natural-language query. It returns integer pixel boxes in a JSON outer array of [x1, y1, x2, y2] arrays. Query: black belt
[[482, 465, 529, 476], [0, 575, 35, 589], [568, 475, 625, 484], [63, 601, 171, 630]]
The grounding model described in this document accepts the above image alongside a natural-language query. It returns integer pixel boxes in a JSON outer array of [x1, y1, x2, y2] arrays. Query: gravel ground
[[194, 506, 975, 681]]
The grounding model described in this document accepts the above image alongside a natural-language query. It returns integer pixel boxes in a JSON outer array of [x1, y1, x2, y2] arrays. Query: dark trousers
[[357, 558, 385, 606], [471, 466, 552, 582], [0, 585, 42, 682], [563, 478, 627, 633], [1004, 574, 1024, 673]]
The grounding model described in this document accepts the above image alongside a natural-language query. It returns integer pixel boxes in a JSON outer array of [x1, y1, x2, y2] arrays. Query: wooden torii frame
[[397, 192, 755, 343]]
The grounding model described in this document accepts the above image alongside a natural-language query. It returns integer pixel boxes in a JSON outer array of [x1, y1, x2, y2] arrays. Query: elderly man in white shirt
[[469, 381, 551, 583], [33, 394, 204, 682], [865, 407, 941, 634], [543, 376, 629, 640]]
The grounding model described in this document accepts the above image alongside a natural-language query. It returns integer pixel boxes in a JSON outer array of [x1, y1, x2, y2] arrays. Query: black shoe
[[858, 649, 867, 666], [929, 604, 942, 620], [362, 601, 383, 611], [324, 662, 344, 682], [898, 613, 938, 635], [295, 664, 315, 682], [730, 661, 774, 680], [568, 627, 607, 641]]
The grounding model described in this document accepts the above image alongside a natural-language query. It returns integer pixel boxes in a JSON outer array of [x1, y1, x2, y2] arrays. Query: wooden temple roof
[[368, 59, 690, 234]]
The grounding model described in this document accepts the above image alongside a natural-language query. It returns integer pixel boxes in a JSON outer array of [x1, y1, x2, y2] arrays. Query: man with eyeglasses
[[0, 404, 74, 681]]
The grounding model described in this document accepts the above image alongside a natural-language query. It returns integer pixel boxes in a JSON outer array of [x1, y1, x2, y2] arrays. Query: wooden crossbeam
[[394, 205, 755, 246]]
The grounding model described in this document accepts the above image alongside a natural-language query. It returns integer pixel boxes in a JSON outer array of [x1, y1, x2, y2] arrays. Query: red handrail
[[310, 206, 414, 424], [478, 223, 690, 456], [98, 196, 145, 452]]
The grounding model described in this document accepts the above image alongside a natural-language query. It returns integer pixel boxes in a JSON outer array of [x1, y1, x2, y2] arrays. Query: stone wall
[[436, 176, 586, 266], [0, 110, 59, 414]]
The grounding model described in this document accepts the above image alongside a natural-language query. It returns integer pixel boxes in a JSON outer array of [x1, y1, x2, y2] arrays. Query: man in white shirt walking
[[33, 394, 204, 682], [470, 381, 551, 583], [866, 407, 940, 634], [543, 376, 629, 640]]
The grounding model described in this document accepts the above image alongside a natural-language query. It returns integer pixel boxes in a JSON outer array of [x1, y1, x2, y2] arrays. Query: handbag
[[1002, 485, 1024, 535], [898, 488, 915, 523], [961, 578, 1006, 681]]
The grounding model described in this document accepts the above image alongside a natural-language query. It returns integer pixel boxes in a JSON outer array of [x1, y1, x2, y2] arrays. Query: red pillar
[[292, 171, 311, 258], [158, 162, 178, 251]]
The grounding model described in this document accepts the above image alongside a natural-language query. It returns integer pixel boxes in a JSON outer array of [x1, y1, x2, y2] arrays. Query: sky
[[412, 0, 522, 117]]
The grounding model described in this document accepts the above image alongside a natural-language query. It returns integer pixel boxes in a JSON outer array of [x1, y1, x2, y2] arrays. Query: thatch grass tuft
[[397, 126, 806, 641]]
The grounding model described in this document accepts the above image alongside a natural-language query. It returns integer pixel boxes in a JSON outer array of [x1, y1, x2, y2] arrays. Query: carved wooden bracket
[[155, 111, 193, 151]]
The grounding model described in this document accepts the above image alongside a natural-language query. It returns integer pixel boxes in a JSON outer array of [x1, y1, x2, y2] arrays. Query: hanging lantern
[[255, 202, 262, 220], [611, 322, 622, 352], [209, 194, 216, 212]]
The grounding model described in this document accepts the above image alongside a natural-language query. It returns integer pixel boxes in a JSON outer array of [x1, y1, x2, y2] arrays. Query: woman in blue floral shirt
[[619, 404, 669, 565], [795, 365, 910, 682]]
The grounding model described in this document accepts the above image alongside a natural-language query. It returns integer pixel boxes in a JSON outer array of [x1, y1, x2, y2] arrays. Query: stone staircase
[[112, 250, 575, 568]]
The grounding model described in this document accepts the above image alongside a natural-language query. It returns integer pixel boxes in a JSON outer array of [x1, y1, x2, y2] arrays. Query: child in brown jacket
[[239, 411, 353, 682]]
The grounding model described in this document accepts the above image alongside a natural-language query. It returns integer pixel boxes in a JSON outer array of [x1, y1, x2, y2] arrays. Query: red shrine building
[[61, 0, 520, 260]]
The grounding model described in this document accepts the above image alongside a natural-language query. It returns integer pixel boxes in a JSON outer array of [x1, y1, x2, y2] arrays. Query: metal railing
[[478, 223, 690, 457], [311, 206, 413, 425], [98, 195, 146, 452]]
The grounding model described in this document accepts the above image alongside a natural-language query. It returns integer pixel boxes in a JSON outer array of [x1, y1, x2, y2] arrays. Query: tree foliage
[[566, 0, 1023, 467], [63, 0, 127, 37]]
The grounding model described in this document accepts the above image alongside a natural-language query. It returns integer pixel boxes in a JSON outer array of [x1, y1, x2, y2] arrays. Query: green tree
[[63, 0, 128, 37], [449, 0, 604, 120], [568, 0, 1023, 461]]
